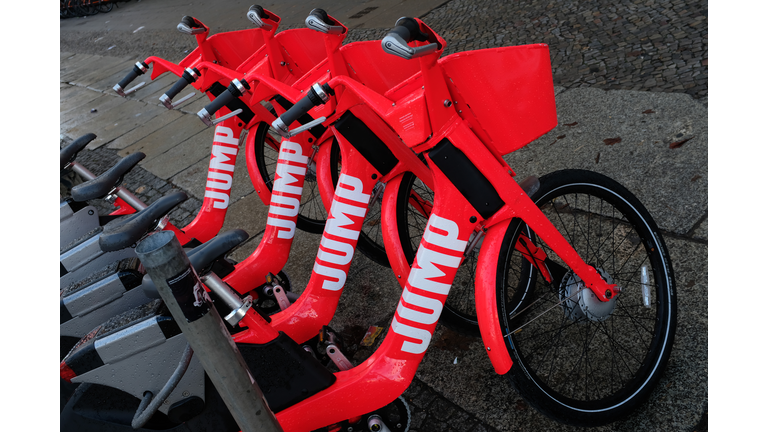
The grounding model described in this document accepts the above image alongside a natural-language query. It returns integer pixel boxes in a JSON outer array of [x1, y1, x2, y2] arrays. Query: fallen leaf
[[604, 137, 622, 145], [670, 137, 694, 149], [135, 185, 147, 194], [595, 152, 600, 163], [691, 175, 702, 182], [564, 122, 579, 127], [557, 135, 566, 139], [643, 109, 655, 114]]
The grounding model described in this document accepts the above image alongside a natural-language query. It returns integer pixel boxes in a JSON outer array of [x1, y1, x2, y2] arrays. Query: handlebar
[[159, 67, 200, 109], [381, 17, 440, 60], [247, 5, 273, 30], [177, 15, 207, 35], [305, 8, 344, 35], [113, 61, 149, 97], [197, 79, 251, 127], [271, 83, 333, 137]]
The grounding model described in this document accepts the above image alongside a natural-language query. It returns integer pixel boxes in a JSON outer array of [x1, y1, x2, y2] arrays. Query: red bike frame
[[106, 8, 332, 245], [218, 18, 622, 430]]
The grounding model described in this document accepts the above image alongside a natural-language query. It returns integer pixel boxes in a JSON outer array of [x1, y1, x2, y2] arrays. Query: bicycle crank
[[324, 396, 411, 432]]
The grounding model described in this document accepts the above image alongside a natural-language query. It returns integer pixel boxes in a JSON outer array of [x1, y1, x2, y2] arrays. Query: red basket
[[439, 43, 557, 155]]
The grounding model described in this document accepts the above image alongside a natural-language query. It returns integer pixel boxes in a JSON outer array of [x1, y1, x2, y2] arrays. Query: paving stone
[[68, 98, 168, 150], [107, 107, 184, 150], [140, 128, 212, 179], [117, 113, 208, 160], [60, 93, 131, 134]]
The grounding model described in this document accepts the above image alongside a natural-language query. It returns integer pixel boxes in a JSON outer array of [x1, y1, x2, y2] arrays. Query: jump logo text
[[313, 174, 370, 291], [391, 214, 467, 354], [266, 140, 309, 240], [204, 126, 240, 209]]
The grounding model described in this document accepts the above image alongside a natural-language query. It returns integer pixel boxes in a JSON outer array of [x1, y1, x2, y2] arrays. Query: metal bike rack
[[136, 230, 284, 432]]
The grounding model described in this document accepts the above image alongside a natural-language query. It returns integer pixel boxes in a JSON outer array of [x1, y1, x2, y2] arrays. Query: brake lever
[[271, 116, 326, 138]]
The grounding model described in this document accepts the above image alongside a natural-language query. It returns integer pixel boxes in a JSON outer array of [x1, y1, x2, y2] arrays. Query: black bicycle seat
[[141, 229, 249, 299], [70, 152, 146, 202], [99, 191, 187, 252], [60, 133, 97, 170]]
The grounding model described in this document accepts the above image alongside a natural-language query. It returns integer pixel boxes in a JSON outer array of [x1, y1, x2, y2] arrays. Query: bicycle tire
[[76, 0, 98, 16], [65, 0, 81, 17], [96, 1, 113, 13], [495, 169, 676, 426], [395, 171, 483, 335], [254, 128, 392, 267]]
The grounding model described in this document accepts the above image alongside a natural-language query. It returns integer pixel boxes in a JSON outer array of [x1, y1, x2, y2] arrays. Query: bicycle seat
[[70, 152, 146, 202], [141, 229, 249, 299], [60, 133, 97, 170], [99, 191, 187, 252]]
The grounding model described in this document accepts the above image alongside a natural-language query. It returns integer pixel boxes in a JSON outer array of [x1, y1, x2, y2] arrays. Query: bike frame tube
[[223, 132, 315, 293], [273, 177, 476, 431], [179, 117, 245, 243]]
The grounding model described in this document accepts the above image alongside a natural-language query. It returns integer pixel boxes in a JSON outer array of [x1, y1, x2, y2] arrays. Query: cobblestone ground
[[61, 0, 706, 430], [348, 0, 707, 104]]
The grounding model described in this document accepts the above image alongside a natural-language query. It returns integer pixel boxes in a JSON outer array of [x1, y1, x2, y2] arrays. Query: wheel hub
[[560, 268, 617, 322]]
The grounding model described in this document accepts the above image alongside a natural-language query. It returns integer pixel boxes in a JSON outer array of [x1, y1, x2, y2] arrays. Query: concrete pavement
[[60, 0, 707, 431]]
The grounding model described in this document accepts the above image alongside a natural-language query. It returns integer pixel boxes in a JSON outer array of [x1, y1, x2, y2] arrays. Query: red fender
[[315, 138, 335, 212], [380, 173, 410, 287], [245, 125, 274, 207], [474, 218, 514, 375]]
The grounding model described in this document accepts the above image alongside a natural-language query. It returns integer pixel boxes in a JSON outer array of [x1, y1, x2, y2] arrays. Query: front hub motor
[[559, 268, 617, 322]]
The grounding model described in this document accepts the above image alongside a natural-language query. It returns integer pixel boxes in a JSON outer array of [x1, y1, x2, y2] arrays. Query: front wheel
[[495, 169, 676, 426]]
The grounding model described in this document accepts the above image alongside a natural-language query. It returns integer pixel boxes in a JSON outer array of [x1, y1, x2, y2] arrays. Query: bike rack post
[[136, 230, 283, 432]]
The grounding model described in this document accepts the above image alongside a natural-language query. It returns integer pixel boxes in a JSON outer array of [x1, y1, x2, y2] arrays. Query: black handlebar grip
[[203, 89, 237, 118], [181, 15, 203, 29], [249, 5, 265, 18], [309, 8, 333, 25], [202, 79, 250, 118], [165, 68, 199, 100], [393, 17, 429, 43], [117, 62, 148, 90], [279, 93, 320, 129], [60, 133, 97, 170]]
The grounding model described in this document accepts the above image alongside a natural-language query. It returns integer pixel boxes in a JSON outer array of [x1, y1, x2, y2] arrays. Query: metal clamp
[[201, 273, 254, 326]]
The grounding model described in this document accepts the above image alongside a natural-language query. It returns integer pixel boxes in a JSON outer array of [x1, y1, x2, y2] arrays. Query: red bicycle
[[62, 15, 676, 431]]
